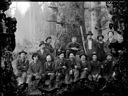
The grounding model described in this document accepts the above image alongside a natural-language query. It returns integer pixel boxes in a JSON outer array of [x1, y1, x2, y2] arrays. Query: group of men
[[15, 30, 124, 89]]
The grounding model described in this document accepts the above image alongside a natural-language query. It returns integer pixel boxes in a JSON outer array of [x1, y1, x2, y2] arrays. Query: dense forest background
[[5, 2, 122, 52]]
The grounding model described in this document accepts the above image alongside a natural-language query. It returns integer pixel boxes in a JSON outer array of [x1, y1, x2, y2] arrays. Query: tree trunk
[[96, 2, 102, 35], [81, 2, 87, 39]]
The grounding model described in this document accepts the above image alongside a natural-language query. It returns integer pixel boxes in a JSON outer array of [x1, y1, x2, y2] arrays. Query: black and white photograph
[[0, 0, 128, 96]]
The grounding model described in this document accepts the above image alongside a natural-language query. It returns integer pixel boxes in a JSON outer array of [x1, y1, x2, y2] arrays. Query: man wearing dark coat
[[55, 51, 67, 87], [102, 53, 115, 81], [55, 51, 67, 78], [27, 53, 43, 84], [89, 52, 101, 81], [108, 36, 124, 58], [37, 41, 51, 72], [84, 31, 98, 60], [66, 36, 81, 58], [80, 54, 91, 80], [16, 50, 29, 85], [97, 35, 106, 62], [43, 55, 55, 88], [45, 36, 54, 53], [65, 52, 80, 83]]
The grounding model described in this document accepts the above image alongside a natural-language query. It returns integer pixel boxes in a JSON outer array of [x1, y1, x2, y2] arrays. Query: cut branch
[[47, 20, 65, 26]]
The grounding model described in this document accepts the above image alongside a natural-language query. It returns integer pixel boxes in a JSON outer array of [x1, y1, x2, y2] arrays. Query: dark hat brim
[[39, 41, 45, 47], [32, 53, 39, 60], [87, 33, 93, 35], [57, 51, 65, 56], [19, 51, 27, 55], [97, 35, 104, 40], [79, 53, 87, 58], [45, 36, 52, 42], [86, 31, 93, 35], [67, 50, 76, 57]]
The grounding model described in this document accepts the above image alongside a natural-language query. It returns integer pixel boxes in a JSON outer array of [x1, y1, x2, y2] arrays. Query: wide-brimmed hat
[[32, 53, 39, 60], [87, 31, 93, 35], [57, 50, 66, 56], [67, 51, 75, 58], [19, 50, 27, 55], [97, 35, 104, 40], [79, 53, 87, 58], [45, 36, 52, 42], [39, 41, 45, 47]]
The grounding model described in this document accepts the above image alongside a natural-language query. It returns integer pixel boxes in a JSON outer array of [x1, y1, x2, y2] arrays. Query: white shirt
[[109, 38, 114, 43], [88, 40, 92, 50]]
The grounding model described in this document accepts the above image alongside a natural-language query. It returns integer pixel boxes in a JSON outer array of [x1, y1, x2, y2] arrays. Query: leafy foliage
[[52, 2, 85, 48]]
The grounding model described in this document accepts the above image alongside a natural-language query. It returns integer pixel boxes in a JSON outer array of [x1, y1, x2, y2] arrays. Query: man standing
[[16, 50, 29, 85], [97, 35, 106, 62], [102, 53, 115, 81], [84, 31, 98, 60], [105, 31, 118, 57], [45, 36, 54, 53]]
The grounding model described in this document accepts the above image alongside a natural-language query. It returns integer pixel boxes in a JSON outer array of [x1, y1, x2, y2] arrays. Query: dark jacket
[[66, 58, 80, 71], [104, 38, 117, 53], [28, 60, 43, 75], [45, 43, 54, 53], [80, 61, 91, 72], [55, 58, 67, 72], [97, 42, 106, 61], [90, 60, 101, 75], [102, 60, 115, 76], [44, 61, 55, 74], [37, 48, 51, 65], [66, 42, 81, 50], [16, 58, 29, 72]]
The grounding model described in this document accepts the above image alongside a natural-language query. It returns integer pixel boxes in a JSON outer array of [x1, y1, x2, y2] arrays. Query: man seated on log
[[43, 54, 55, 89], [88, 52, 101, 82], [26, 53, 43, 86], [37, 41, 51, 71], [109, 34, 124, 58], [102, 53, 115, 81], [66, 36, 82, 58], [45, 36, 54, 54], [16, 50, 29, 86], [65, 52, 80, 84], [55, 50, 67, 88], [80, 53, 91, 81]]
